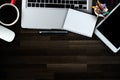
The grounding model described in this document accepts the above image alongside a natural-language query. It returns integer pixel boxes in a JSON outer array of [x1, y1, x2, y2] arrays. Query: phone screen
[[97, 4, 120, 48]]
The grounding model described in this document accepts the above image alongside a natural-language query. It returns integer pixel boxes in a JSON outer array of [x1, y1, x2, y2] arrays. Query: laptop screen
[[97, 4, 120, 48]]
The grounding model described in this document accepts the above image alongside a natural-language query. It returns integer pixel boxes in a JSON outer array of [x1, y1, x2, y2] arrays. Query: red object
[[11, 0, 16, 4]]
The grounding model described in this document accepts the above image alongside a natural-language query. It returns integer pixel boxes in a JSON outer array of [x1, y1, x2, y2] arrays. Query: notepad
[[63, 9, 97, 37]]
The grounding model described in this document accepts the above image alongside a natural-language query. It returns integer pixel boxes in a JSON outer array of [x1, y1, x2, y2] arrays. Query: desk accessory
[[0, 0, 19, 26], [0, 25, 15, 42], [39, 30, 68, 34], [63, 9, 97, 38], [92, 0, 109, 17], [0, 0, 19, 42]]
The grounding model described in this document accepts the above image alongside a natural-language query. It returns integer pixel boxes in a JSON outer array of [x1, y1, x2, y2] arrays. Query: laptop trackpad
[[21, 8, 68, 29]]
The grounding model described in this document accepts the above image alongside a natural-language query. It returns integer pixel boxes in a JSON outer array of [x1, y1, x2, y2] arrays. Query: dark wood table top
[[0, 0, 120, 80]]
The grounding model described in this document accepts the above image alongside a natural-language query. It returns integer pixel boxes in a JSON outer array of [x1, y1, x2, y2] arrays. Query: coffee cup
[[0, 0, 19, 26]]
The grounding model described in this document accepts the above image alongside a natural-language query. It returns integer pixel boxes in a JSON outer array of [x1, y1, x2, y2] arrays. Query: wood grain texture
[[0, 0, 120, 80]]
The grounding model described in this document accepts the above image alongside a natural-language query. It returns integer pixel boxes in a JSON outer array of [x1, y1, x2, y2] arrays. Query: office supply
[[63, 9, 97, 37], [21, 0, 93, 29], [92, 0, 109, 17], [39, 30, 68, 34], [0, 25, 15, 42], [94, 3, 120, 53]]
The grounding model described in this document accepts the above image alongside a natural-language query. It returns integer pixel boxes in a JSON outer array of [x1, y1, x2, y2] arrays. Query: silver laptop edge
[[21, 0, 93, 29]]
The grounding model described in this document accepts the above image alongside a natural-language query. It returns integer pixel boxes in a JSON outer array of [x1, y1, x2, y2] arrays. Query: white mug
[[0, 0, 19, 42], [0, 0, 19, 26]]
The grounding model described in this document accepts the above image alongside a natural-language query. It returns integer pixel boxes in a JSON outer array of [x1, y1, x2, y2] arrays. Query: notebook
[[63, 9, 97, 37], [21, 0, 93, 29]]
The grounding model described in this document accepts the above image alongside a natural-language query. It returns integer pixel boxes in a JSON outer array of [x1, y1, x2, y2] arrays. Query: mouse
[[0, 25, 15, 42]]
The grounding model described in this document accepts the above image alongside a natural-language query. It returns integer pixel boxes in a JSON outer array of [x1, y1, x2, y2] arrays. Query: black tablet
[[95, 3, 120, 53]]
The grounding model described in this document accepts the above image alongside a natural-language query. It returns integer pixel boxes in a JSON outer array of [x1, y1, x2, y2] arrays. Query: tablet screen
[[97, 4, 120, 48]]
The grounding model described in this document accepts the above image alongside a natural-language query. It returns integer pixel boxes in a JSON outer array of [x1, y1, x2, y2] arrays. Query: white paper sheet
[[63, 9, 97, 37]]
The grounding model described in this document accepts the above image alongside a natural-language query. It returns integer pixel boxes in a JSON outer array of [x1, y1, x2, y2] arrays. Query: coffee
[[0, 5, 17, 24]]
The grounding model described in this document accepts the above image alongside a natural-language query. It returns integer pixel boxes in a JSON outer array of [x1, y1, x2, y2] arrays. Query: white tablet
[[95, 3, 120, 53]]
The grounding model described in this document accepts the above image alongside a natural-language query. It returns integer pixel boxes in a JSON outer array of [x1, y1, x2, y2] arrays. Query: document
[[63, 9, 97, 37]]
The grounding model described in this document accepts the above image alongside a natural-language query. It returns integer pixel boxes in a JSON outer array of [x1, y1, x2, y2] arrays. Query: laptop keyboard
[[27, 0, 87, 10]]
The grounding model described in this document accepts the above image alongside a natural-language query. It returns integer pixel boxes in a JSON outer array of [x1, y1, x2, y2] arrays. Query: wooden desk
[[0, 0, 120, 80]]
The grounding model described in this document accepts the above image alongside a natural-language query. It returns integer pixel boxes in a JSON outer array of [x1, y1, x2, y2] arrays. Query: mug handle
[[11, 0, 16, 5]]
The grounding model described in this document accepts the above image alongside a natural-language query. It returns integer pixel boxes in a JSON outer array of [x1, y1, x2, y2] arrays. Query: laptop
[[21, 0, 93, 29], [94, 3, 120, 53]]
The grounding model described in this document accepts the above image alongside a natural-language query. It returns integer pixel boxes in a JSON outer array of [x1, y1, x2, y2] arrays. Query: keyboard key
[[46, 0, 49, 3], [28, 0, 36, 2], [32, 3, 35, 7], [70, 1, 74, 4], [58, 0, 61, 3], [37, 0, 40, 2], [66, 5, 71, 8], [36, 3, 40, 7], [28, 3, 31, 7], [40, 4, 44, 7], [78, 1, 87, 4], [71, 5, 75, 9], [41, 0, 44, 3], [79, 5, 82, 8], [50, 0, 53, 3]]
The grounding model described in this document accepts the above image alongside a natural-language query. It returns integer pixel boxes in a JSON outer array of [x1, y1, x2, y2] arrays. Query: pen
[[39, 30, 68, 34]]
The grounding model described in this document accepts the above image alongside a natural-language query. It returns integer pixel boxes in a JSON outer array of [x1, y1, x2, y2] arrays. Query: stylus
[[39, 31, 68, 34]]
